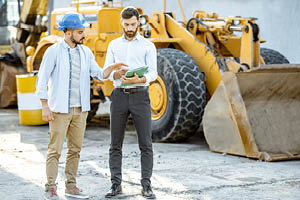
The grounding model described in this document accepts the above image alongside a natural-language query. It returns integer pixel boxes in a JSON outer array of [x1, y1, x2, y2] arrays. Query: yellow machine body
[[23, 0, 300, 160]]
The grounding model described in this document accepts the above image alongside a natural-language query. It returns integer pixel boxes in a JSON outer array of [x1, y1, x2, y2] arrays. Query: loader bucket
[[203, 65, 300, 161]]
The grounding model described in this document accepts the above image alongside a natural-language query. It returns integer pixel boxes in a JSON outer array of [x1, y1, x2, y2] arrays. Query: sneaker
[[142, 185, 156, 199], [44, 188, 59, 200], [65, 186, 89, 199], [105, 184, 122, 198]]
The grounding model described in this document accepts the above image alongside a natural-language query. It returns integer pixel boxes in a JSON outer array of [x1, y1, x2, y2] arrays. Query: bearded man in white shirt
[[104, 6, 157, 199]]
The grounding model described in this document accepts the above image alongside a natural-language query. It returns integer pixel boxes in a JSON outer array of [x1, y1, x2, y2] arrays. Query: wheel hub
[[149, 76, 167, 120]]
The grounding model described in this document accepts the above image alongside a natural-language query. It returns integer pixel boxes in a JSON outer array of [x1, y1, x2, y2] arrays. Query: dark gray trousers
[[109, 88, 153, 187]]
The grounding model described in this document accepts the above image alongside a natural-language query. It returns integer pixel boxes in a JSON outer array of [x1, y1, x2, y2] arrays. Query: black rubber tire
[[260, 48, 289, 64], [152, 48, 206, 142], [86, 103, 99, 123], [87, 88, 100, 123]]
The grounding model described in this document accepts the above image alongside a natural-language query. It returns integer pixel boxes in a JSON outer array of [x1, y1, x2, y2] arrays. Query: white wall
[[54, 0, 300, 63], [54, 1, 72, 9]]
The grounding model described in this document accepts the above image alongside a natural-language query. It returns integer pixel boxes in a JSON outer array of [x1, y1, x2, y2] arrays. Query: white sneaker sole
[[44, 195, 60, 200], [65, 193, 90, 199]]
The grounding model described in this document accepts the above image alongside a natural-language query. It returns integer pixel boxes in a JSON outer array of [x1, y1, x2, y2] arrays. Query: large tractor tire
[[87, 102, 99, 123], [149, 48, 206, 142], [86, 87, 102, 123], [260, 48, 289, 64]]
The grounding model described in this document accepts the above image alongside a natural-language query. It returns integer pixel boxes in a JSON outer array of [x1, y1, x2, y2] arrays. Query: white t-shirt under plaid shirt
[[70, 47, 81, 107]]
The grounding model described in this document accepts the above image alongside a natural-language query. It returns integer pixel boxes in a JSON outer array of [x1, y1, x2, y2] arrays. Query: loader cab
[[0, 0, 22, 53], [50, 6, 124, 36], [49, 5, 144, 68], [28, 2, 133, 72]]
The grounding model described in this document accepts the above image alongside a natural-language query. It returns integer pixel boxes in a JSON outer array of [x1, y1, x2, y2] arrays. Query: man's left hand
[[122, 73, 146, 84]]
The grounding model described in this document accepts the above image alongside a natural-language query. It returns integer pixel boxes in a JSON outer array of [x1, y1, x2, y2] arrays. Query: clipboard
[[121, 66, 148, 86], [125, 66, 148, 78]]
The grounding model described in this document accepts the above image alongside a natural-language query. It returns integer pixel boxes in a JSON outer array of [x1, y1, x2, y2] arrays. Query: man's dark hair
[[63, 28, 72, 33], [121, 6, 139, 20]]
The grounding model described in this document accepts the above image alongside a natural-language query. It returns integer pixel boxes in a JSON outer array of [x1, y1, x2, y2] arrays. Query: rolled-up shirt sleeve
[[36, 47, 56, 99], [89, 50, 104, 80], [103, 43, 116, 81], [144, 43, 157, 84]]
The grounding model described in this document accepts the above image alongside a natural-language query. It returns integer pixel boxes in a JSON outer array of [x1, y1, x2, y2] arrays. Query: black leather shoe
[[142, 185, 156, 199], [105, 184, 122, 198]]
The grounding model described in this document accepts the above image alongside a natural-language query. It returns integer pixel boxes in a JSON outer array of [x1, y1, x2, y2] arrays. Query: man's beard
[[71, 34, 85, 45], [123, 28, 138, 39]]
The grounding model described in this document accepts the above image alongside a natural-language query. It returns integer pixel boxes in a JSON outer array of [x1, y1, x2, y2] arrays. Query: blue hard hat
[[58, 13, 89, 31]]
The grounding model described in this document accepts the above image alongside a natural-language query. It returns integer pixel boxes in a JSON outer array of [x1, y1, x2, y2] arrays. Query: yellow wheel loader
[[0, 0, 49, 108], [25, 0, 300, 161], [0, 0, 48, 63]]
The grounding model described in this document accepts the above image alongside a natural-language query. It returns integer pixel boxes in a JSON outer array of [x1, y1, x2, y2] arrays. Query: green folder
[[121, 66, 148, 86]]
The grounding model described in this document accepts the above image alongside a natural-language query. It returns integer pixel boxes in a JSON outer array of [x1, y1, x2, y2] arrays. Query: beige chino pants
[[45, 107, 88, 191]]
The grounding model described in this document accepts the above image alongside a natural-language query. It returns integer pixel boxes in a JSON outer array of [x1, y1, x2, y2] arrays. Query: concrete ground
[[0, 107, 300, 200]]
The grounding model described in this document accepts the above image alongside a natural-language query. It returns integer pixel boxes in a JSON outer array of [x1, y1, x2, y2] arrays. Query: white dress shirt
[[104, 33, 157, 87], [36, 40, 104, 113]]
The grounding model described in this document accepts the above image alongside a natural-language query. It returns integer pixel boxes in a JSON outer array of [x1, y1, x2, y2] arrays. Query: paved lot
[[0, 108, 300, 200]]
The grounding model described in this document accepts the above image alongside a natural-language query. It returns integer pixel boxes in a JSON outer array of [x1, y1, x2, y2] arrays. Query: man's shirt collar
[[62, 39, 79, 49]]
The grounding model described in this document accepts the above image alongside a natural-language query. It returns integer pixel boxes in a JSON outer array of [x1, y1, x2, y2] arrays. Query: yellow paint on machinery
[[149, 76, 167, 120], [0, 45, 12, 54]]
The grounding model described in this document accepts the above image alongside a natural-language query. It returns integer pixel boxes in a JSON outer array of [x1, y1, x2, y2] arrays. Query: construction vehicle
[[23, 0, 299, 161], [0, 0, 20, 54], [0, 0, 49, 107], [0, 0, 48, 63]]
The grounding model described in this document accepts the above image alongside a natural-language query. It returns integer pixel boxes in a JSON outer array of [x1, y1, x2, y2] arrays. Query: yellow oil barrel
[[16, 74, 48, 125]]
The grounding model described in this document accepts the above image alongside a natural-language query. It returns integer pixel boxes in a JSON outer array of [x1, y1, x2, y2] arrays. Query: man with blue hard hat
[[36, 12, 127, 199]]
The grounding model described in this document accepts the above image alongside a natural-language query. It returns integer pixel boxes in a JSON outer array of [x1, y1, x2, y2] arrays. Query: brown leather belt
[[116, 86, 147, 94]]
